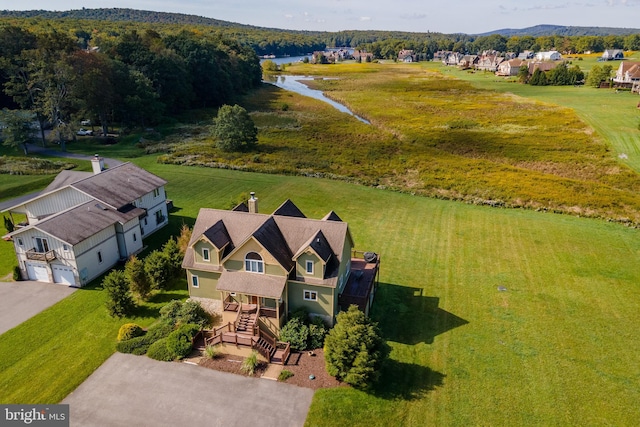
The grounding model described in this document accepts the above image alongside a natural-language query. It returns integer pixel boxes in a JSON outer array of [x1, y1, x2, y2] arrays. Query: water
[[264, 75, 370, 125], [260, 55, 310, 65]]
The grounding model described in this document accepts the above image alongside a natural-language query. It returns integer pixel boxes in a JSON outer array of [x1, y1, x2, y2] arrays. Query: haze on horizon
[[4, 1, 640, 34]]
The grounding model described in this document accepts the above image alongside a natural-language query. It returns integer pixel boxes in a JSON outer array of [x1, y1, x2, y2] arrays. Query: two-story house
[[182, 194, 380, 338], [2, 156, 168, 286]]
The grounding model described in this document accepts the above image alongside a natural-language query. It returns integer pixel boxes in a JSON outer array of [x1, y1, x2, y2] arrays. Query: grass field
[[439, 59, 640, 173], [1, 159, 639, 425]]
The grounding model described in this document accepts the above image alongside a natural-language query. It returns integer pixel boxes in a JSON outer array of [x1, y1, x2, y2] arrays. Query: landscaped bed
[[197, 348, 343, 390]]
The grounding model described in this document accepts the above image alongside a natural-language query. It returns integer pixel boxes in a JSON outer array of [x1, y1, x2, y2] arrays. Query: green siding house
[[182, 195, 380, 336]]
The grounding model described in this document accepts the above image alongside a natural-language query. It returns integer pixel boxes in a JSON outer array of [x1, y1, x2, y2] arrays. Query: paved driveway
[[0, 281, 76, 335], [63, 353, 315, 427]]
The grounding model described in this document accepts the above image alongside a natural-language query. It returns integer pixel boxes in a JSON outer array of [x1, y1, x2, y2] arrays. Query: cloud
[[400, 12, 427, 20], [359, 16, 371, 21], [284, 13, 293, 19]]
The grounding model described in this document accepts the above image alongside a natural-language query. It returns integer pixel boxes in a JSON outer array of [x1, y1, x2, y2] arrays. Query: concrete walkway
[[0, 281, 76, 335], [63, 352, 314, 427]]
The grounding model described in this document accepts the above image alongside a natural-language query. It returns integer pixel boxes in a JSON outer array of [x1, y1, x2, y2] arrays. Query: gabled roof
[[322, 211, 342, 222], [273, 199, 306, 218], [184, 204, 352, 286], [203, 220, 232, 250], [252, 217, 294, 271], [71, 163, 167, 209], [10, 201, 144, 245], [43, 170, 92, 193], [216, 270, 286, 299], [232, 202, 249, 212], [293, 230, 333, 263]]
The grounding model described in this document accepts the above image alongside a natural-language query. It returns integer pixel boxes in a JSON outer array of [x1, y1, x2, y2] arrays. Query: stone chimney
[[248, 192, 258, 213], [91, 154, 105, 174]]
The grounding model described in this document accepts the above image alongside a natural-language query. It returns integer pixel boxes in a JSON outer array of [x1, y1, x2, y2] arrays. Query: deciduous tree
[[212, 104, 258, 152]]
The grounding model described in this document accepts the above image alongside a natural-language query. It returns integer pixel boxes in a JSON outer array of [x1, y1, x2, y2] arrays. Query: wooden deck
[[339, 253, 380, 314]]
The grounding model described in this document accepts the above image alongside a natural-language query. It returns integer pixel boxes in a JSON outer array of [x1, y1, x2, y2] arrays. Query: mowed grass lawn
[[2, 158, 639, 425]]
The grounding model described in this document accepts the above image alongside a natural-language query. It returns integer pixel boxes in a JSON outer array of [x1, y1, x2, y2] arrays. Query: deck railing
[[26, 249, 56, 262]]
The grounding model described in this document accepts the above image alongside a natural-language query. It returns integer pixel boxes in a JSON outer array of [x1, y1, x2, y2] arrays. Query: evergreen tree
[[324, 305, 389, 389], [102, 270, 136, 317], [125, 255, 151, 300]]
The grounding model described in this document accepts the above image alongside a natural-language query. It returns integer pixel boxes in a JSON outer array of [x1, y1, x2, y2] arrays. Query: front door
[[35, 237, 49, 253], [249, 295, 258, 305]]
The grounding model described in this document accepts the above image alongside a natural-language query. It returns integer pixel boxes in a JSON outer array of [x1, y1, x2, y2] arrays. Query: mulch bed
[[197, 348, 345, 390], [198, 353, 268, 377]]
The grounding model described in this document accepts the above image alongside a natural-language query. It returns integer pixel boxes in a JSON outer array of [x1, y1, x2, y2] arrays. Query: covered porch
[[216, 270, 288, 334]]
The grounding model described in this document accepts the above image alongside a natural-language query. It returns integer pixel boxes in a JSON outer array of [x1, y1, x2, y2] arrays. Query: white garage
[[26, 262, 49, 282], [52, 265, 75, 285]]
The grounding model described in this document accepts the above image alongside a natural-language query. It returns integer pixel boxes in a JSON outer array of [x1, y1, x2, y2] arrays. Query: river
[[264, 75, 370, 125]]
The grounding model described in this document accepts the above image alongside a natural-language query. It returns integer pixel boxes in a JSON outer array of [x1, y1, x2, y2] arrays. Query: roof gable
[[273, 199, 306, 218], [202, 220, 233, 250], [71, 163, 167, 209], [252, 217, 294, 271], [322, 211, 342, 222], [294, 230, 333, 263]]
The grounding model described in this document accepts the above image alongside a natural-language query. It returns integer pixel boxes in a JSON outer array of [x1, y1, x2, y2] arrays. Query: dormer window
[[245, 252, 264, 273], [202, 248, 210, 261], [306, 260, 314, 274]]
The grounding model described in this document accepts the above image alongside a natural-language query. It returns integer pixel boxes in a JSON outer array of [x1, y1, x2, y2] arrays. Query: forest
[[0, 22, 262, 146]]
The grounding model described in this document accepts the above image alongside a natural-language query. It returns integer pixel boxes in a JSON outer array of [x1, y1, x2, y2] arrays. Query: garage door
[[26, 263, 49, 282], [52, 265, 75, 285]]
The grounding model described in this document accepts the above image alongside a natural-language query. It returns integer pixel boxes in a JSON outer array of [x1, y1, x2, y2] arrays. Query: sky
[[2, 0, 640, 34]]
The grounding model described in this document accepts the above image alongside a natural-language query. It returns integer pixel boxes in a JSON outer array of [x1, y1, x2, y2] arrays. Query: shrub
[[125, 255, 151, 300], [12, 265, 21, 281], [279, 317, 309, 351], [203, 344, 221, 359], [144, 250, 171, 290], [278, 370, 294, 382], [102, 270, 136, 318], [166, 323, 200, 359], [117, 323, 144, 342], [289, 307, 309, 323], [160, 299, 209, 327], [147, 338, 176, 361], [146, 321, 175, 341], [176, 224, 192, 256], [116, 335, 147, 354], [324, 305, 390, 389], [308, 318, 328, 350], [240, 350, 259, 376]]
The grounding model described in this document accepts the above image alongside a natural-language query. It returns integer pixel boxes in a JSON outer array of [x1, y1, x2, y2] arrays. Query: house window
[[97, 251, 103, 263], [202, 248, 210, 261], [144, 218, 148, 226], [133, 233, 137, 242], [155, 210, 165, 225], [304, 290, 318, 301], [192, 275, 199, 288], [63, 244, 69, 251], [245, 252, 264, 273], [306, 260, 314, 274], [17, 238, 23, 246], [153, 188, 160, 198], [35, 237, 49, 253]]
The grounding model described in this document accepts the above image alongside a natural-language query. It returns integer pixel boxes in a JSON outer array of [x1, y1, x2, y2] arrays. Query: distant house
[[614, 61, 640, 83], [398, 49, 417, 63], [352, 50, 373, 62], [496, 59, 525, 76], [433, 50, 451, 62], [536, 51, 562, 61], [476, 54, 504, 72], [602, 49, 624, 61], [1, 157, 168, 286], [444, 52, 464, 66], [458, 55, 479, 69], [518, 51, 535, 60], [527, 61, 560, 75]]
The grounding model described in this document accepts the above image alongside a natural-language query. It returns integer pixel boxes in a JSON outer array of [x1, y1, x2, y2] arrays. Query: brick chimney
[[248, 192, 258, 213], [91, 154, 105, 174]]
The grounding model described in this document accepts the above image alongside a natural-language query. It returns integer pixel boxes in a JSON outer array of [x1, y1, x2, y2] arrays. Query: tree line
[[0, 23, 261, 148]]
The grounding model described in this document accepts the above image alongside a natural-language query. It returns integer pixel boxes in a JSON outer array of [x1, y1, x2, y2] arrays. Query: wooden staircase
[[235, 311, 257, 334]]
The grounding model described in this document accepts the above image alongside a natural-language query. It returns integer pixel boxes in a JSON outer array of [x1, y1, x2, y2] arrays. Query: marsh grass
[[159, 62, 640, 225]]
